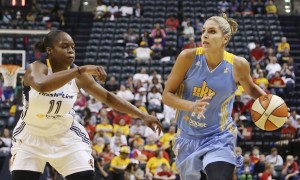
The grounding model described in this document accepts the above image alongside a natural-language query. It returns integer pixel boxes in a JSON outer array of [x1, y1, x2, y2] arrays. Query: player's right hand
[[80, 65, 107, 83], [191, 96, 212, 114]]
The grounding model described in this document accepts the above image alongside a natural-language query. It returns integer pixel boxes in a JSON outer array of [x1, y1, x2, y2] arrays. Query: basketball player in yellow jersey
[[162, 13, 266, 180], [10, 30, 163, 180]]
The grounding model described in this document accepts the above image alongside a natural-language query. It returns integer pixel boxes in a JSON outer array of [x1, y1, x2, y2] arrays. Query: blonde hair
[[208, 13, 238, 37]]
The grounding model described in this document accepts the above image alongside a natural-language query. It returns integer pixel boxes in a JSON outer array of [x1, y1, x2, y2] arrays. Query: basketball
[[251, 94, 288, 131]]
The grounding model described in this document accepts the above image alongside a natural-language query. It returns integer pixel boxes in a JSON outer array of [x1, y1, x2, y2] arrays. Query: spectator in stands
[[95, 108, 109, 125], [251, 146, 261, 164], [154, 163, 176, 180], [93, 129, 110, 145], [260, 163, 274, 180], [99, 143, 114, 165], [124, 76, 134, 92], [133, 67, 149, 87], [109, 146, 131, 180], [146, 150, 171, 179], [162, 104, 176, 127], [113, 118, 130, 136], [26, 11, 36, 22], [183, 22, 195, 38], [130, 118, 146, 138], [74, 92, 87, 111], [253, 0, 265, 14], [239, 1, 254, 15], [94, 156, 109, 180], [133, 2, 143, 17], [265, 0, 277, 14], [269, 71, 286, 97], [124, 27, 140, 46], [279, 49, 292, 65], [251, 41, 265, 65], [96, 118, 114, 137], [144, 136, 158, 153], [159, 126, 176, 150], [262, 32, 274, 49], [132, 144, 148, 165], [134, 87, 147, 106], [93, 137, 105, 155], [84, 117, 96, 141], [110, 136, 122, 156], [281, 119, 297, 140], [287, 57, 297, 75], [93, 0, 107, 20], [217, 0, 230, 13], [116, 84, 134, 102], [230, 0, 240, 14], [165, 15, 179, 32], [148, 77, 163, 93], [111, 127, 127, 145], [119, 1, 133, 17], [107, 1, 119, 21], [255, 71, 269, 89], [254, 154, 266, 179], [265, 147, 283, 167], [151, 24, 166, 46], [277, 37, 290, 58], [282, 155, 299, 180], [124, 159, 144, 180], [147, 86, 162, 112], [151, 31, 164, 51], [134, 41, 152, 61], [0, 128, 11, 156], [281, 63, 295, 93], [266, 57, 281, 79], [2, 10, 12, 24], [237, 153, 255, 180], [183, 36, 201, 49], [289, 110, 300, 129], [140, 31, 152, 47], [263, 48, 276, 66], [87, 97, 103, 125], [149, 70, 162, 84], [253, 64, 264, 78], [111, 110, 132, 125], [105, 76, 119, 93]]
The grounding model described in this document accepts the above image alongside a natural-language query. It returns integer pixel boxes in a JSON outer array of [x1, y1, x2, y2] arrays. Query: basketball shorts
[[10, 120, 94, 177], [172, 124, 238, 180]]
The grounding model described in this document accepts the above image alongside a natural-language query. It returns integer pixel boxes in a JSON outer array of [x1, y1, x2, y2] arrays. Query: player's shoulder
[[233, 55, 250, 68], [177, 48, 199, 62]]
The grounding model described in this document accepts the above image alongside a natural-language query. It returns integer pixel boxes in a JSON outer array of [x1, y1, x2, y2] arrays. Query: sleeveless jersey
[[20, 60, 79, 136], [176, 47, 237, 138]]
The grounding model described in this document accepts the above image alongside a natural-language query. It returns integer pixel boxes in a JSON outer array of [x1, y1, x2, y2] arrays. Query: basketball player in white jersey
[[10, 30, 163, 180]]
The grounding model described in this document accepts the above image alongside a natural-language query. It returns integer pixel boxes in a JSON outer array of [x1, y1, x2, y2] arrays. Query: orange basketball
[[251, 94, 288, 131]]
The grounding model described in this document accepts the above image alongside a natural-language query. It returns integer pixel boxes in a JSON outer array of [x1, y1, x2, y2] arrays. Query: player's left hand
[[143, 114, 163, 135]]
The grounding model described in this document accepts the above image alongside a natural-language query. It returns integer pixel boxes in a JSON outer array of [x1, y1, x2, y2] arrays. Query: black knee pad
[[65, 170, 95, 180]]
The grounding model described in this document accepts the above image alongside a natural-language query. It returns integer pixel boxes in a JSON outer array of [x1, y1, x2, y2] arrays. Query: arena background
[[0, 0, 299, 179]]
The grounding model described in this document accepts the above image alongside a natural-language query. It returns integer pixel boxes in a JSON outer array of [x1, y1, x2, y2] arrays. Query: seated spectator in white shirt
[[134, 87, 147, 105], [130, 119, 146, 137], [119, 1, 133, 16], [265, 147, 283, 167], [134, 41, 152, 61], [107, 2, 119, 20], [116, 85, 134, 102], [133, 67, 150, 86], [183, 22, 195, 38], [147, 86, 162, 112], [266, 57, 281, 79]]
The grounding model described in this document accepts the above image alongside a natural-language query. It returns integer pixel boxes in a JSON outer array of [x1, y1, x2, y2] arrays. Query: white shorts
[[10, 120, 94, 177]]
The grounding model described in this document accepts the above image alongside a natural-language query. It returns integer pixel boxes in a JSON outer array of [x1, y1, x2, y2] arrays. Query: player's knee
[[65, 170, 94, 180]]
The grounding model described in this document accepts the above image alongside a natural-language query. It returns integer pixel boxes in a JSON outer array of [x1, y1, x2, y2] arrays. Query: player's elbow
[[33, 82, 49, 92]]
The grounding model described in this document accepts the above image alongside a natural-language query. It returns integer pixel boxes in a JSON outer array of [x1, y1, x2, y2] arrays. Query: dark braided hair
[[35, 30, 65, 53]]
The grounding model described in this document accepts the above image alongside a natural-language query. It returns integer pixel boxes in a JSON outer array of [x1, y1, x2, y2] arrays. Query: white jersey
[[19, 66, 79, 136]]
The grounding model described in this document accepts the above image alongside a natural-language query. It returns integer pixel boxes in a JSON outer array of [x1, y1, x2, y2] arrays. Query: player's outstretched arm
[[24, 61, 105, 92], [233, 56, 266, 99], [76, 72, 163, 135], [162, 48, 210, 114]]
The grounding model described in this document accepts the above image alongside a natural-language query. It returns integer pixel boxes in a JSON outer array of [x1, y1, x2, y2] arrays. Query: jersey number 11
[[48, 100, 62, 114]]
